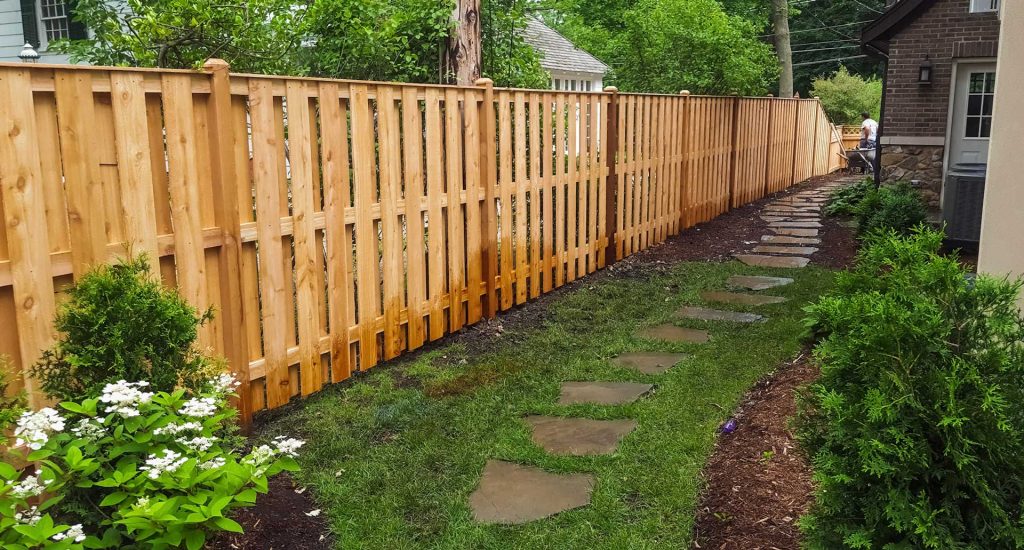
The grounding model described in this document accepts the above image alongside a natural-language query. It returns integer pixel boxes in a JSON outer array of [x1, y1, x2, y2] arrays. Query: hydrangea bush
[[1, 374, 303, 549]]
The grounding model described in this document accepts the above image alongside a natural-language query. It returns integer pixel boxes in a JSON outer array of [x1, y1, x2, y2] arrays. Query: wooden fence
[[0, 62, 842, 425]]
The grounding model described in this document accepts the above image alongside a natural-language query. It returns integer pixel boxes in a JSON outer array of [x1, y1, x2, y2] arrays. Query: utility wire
[[793, 54, 869, 67], [793, 44, 861, 54], [792, 38, 859, 47], [759, 20, 875, 38]]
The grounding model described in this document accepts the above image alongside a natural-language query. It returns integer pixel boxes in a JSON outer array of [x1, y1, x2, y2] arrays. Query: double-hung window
[[969, 0, 999, 13]]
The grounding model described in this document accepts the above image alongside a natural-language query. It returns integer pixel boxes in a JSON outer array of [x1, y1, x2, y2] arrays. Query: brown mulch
[[209, 473, 333, 550], [692, 354, 819, 550]]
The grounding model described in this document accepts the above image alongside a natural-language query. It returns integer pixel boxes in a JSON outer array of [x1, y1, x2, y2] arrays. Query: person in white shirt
[[860, 112, 878, 149]]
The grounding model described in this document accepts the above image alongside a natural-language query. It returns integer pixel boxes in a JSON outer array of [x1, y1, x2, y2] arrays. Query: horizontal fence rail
[[0, 62, 842, 425]]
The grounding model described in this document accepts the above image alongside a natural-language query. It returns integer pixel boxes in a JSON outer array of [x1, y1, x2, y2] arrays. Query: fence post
[[791, 99, 801, 187], [203, 59, 252, 431], [602, 86, 619, 264], [763, 94, 775, 197], [677, 90, 691, 228], [475, 78, 499, 318], [727, 94, 741, 209], [811, 97, 822, 176]]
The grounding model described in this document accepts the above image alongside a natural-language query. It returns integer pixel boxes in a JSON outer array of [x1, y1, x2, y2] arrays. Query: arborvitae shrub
[[31, 256, 215, 402], [797, 227, 1024, 549]]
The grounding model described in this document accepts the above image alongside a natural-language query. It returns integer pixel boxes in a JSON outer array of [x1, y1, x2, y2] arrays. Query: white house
[[1, 0, 83, 63], [523, 17, 607, 93]]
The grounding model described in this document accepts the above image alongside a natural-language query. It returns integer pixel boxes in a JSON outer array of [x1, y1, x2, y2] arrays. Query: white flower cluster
[[6, 470, 52, 499], [14, 505, 41, 526], [70, 417, 106, 441], [274, 436, 305, 458], [134, 496, 150, 508], [153, 421, 203, 436], [199, 457, 226, 471], [179, 397, 218, 418], [52, 524, 86, 543], [210, 373, 241, 395], [100, 380, 154, 418], [177, 436, 216, 452], [14, 408, 65, 450], [243, 444, 276, 469], [140, 449, 188, 480]]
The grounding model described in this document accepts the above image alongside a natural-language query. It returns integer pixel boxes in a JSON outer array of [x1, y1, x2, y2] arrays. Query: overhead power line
[[759, 20, 875, 38], [793, 44, 861, 54], [792, 38, 859, 47], [792, 54, 870, 67]]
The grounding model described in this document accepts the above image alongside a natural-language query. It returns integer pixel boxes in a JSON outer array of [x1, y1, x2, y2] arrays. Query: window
[[585, 81, 592, 92], [970, 0, 999, 13], [553, 79, 561, 90], [38, 0, 70, 45], [965, 71, 995, 138]]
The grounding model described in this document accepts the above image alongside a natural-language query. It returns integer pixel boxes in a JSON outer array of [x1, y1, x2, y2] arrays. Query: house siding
[[0, 0, 25, 61], [880, 0, 999, 206]]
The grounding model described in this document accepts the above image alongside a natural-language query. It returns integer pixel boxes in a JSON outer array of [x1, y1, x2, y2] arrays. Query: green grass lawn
[[257, 260, 835, 549]]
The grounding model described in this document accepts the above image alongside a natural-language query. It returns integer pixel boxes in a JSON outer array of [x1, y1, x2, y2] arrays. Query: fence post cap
[[203, 58, 230, 71], [474, 78, 494, 87], [603, 86, 618, 93], [766, 93, 774, 97], [679, 90, 690, 96]]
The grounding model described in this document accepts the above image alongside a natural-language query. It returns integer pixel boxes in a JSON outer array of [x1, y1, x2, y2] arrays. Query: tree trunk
[[771, 0, 794, 98], [446, 0, 482, 85]]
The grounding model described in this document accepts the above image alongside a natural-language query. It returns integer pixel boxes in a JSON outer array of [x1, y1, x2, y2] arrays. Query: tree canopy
[[544, 0, 778, 94], [811, 66, 881, 124]]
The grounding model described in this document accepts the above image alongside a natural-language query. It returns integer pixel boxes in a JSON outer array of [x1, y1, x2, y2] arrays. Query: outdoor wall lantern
[[918, 56, 933, 84], [18, 43, 39, 63]]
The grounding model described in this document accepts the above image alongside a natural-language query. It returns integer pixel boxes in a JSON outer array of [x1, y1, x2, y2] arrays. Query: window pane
[[985, 72, 996, 93], [981, 117, 992, 138], [970, 73, 985, 93], [966, 117, 980, 137], [983, 95, 993, 115], [968, 95, 982, 115]]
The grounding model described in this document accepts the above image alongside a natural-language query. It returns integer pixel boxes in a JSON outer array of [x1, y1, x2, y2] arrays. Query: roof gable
[[523, 18, 608, 76], [861, 0, 938, 55]]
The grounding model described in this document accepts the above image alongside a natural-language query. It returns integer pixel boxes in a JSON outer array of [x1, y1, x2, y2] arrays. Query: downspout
[[864, 42, 889, 187]]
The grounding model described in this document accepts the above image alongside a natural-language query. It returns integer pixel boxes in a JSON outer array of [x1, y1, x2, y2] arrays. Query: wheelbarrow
[[845, 146, 876, 174]]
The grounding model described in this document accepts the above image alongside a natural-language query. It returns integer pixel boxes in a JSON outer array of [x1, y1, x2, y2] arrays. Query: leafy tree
[[57, 0, 307, 74], [545, 0, 777, 94], [788, 0, 886, 94], [481, 0, 549, 88], [811, 65, 882, 124]]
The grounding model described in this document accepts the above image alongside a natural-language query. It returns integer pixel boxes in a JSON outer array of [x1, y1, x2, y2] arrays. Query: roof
[[861, 0, 937, 56], [523, 18, 608, 76]]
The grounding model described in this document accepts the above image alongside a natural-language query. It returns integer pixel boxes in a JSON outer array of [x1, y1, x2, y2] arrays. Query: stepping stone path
[[559, 382, 654, 405], [700, 290, 787, 306], [525, 416, 638, 455], [676, 306, 764, 323], [468, 175, 858, 526], [727, 275, 793, 290], [610, 352, 689, 374], [638, 324, 711, 343], [735, 254, 811, 269], [470, 460, 594, 524]]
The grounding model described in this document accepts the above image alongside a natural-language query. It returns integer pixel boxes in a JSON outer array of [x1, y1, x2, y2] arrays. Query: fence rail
[[0, 62, 843, 426]]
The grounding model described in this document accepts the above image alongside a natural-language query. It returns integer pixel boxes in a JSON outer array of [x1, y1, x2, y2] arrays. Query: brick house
[[861, 0, 1000, 208]]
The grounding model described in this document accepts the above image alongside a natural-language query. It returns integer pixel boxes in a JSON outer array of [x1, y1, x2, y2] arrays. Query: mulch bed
[[691, 353, 819, 550], [228, 174, 856, 550], [209, 473, 333, 550]]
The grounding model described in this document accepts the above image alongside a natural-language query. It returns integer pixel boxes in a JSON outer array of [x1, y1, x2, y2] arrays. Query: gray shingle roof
[[523, 18, 609, 76]]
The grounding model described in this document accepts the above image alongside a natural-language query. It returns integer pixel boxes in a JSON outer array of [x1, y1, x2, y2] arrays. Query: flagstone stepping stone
[[752, 245, 819, 255], [761, 235, 821, 245], [676, 306, 764, 323], [610, 352, 690, 374], [772, 227, 819, 237], [767, 220, 823, 228], [469, 460, 594, 524], [700, 290, 787, 306], [638, 324, 711, 344], [525, 416, 638, 455], [726, 275, 794, 290], [760, 216, 789, 222], [558, 382, 654, 405], [735, 254, 810, 268]]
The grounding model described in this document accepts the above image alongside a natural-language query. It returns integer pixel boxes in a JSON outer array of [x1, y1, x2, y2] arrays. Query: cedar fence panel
[[0, 63, 840, 425]]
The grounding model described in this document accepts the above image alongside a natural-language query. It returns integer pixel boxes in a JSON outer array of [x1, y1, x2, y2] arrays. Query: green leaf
[[100, 491, 130, 507], [185, 529, 206, 550], [213, 516, 244, 533]]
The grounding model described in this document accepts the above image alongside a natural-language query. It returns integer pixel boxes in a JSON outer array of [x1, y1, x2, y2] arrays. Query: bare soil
[[208, 473, 333, 550]]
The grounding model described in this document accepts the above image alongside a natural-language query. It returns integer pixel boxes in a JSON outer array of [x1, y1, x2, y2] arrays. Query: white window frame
[[36, 0, 71, 50], [970, 0, 999, 14], [964, 70, 996, 140]]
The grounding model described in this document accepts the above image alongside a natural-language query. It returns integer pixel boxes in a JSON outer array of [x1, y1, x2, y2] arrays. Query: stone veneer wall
[[881, 145, 944, 207]]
